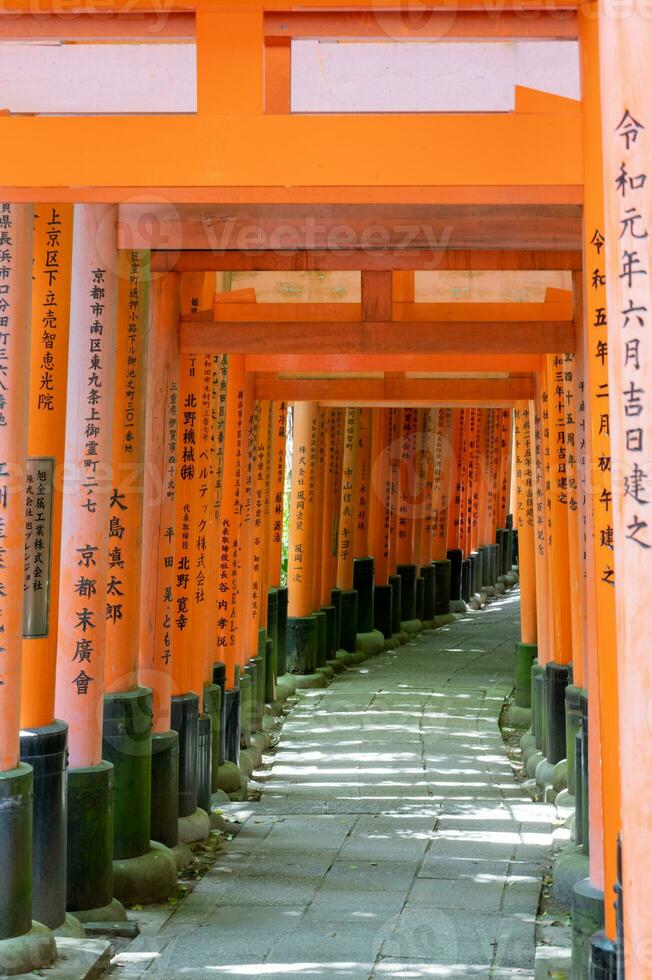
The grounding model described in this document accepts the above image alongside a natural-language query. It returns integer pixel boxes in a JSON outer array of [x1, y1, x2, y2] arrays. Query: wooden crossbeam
[[243, 354, 542, 372], [254, 374, 534, 403], [181, 318, 574, 355], [152, 249, 583, 273], [264, 9, 577, 39], [124, 203, 582, 251]]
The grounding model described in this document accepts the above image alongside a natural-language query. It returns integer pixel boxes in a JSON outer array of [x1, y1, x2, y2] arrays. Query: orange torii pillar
[[598, 2, 651, 971], [368, 408, 394, 641], [202, 353, 229, 791], [101, 249, 177, 905], [431, 408, 455, 617], [0, 204, 58, 976], [267, 400, 288, 683], [192, 352, 223, 811], [564, 8, 626, 974], [244, 398, 272, 735], [387, 407, 404, 637], [528, 356, 574, 791], [317, 408, 339, 661], [286, 402, 320, 675], [214, 354, 247, 770], [512, 403, 538, 711], [446, 408, 467, 603], [415, 409, 437, 624], [396, 407, 420, 627], [335, 406, 360, 654], [138, 270, 190, 866], [558, 354, 587, 795], [476, 409, 498, 592], [310, 408, 328, 671], [18, 205, 74, 937], [53, 205, 127, 923], [170, 272, 213, 840], [326, 409, 347, 651], [467, 408, 484, 597], [233, 371, 257, 745], [352, 408, 377, 639]]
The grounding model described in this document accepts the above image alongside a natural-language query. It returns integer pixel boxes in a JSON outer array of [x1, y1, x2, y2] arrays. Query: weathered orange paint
[[138, 272, 180, 734], [21, 204, 72, 731], [54, 204, 118, 768], [287, 403, 318, 616], [336, 408, 360, 591], [105, 250, 148, 695], [353, 408, 372, 560], [513, 403, 538, 645], [0, 205, 33, 771]]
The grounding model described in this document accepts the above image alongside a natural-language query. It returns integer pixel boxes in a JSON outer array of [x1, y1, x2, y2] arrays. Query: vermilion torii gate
[[0, 2, 649, 978]]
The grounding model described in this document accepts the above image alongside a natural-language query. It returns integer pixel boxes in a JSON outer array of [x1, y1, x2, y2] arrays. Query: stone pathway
[[118, 592, 552, 979]]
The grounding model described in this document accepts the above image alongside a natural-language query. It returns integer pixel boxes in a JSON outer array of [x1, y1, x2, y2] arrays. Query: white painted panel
[[0, 43, 196, 113], [516, 40, 580, 100], [291, 39, 579, 113]]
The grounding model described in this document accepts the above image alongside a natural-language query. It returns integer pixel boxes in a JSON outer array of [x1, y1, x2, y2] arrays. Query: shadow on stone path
[[118, 592, 552, 979]]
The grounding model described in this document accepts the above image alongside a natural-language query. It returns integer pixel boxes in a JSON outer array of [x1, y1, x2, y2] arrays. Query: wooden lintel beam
[[152, 249, 583, 273], [0, 11, 195, 40], [180, 319, 575, 355], [243, 353, 542, 372], [264, 10, 577, 40], [253, 374, 534, 403]]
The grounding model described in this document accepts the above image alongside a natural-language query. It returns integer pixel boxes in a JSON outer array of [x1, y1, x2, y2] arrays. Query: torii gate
[[0, 3, 649, 979]]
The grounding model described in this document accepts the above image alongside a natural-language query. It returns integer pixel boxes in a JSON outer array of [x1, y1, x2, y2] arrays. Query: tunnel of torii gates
[[0, 1, 650, 979]]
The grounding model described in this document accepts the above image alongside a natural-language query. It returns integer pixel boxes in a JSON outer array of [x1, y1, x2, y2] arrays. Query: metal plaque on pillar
[[23, 456, 54, 638]]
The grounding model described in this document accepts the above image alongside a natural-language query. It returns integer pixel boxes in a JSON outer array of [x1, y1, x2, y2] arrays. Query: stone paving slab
[[114, 593, 550, 979]]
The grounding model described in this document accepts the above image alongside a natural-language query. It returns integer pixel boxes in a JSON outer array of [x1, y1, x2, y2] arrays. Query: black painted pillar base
[[589, 932, 618, 979], [471, 552, 482, 593], [571, 879, 604, 980], [267, 590, 279, 692], [150, 730, 180, 849], [396, 564, 417, 621], [353, 557, 375, 633], [447, 548, 463, 601], [461, 559, 471, 602], [330, 588, 343, 652], [314, 610, 328, 668], [532, 664, 544, 752], [546, 662, 570, 765], [374, 584, 393, 639], [339, 590, 358, 654], [415, 575, 425, 621], [67, 761, 126, 919], [287, 615, 318, 673], [514, 643, 537, 709], [432, 559, 452, 616], [102, 687, 152, 861], [266, 590, 279, 701], [0, 762, 36, 938], [212, 662, 227, 766], [276, 586, 289, 678], [265, 637, 276, 704], [564, 685, 583, 797], [389, 575, 402, 635], [238, 660, 251, 749], [203, 683, 221, 793], [19, 720, 68, 931], [223, 688, 240, 767], [196, 714, 213, 815], [321, 605, 337, 660], [171, 692, 199, 819], [420, 565, 436, 621], [478, 545, 492, 587]]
